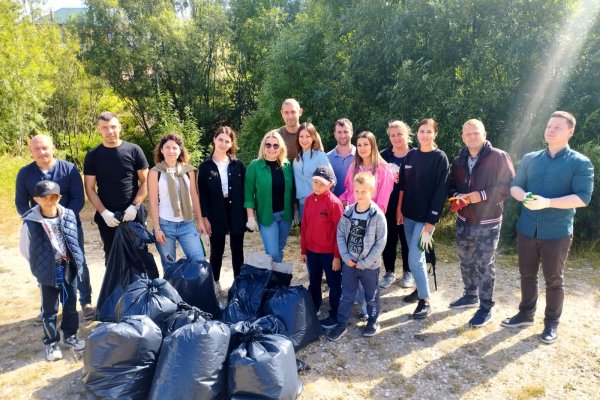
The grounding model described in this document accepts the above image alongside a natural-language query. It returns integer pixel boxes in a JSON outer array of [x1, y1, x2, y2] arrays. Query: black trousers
[[517, 232, 572, 327], [40, 280, 78, 345], [210, 233, 244, 281], [382, 216, 410, 274]]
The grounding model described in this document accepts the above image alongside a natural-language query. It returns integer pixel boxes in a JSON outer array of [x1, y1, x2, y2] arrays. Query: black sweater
[[399, 148, 449, 225]]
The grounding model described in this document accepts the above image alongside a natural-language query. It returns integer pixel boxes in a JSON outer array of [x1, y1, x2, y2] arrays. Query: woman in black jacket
[[198, 126, 246, 292]]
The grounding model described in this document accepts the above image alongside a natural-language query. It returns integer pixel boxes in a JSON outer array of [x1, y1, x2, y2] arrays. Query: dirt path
[[0, 213, 598, 399]]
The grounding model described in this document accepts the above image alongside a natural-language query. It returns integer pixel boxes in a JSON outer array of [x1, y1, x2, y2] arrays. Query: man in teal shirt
[[502, 111, 594, 344]]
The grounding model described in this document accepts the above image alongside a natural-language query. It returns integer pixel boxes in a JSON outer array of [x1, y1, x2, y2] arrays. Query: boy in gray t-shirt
[[328, 173, 387, 341]]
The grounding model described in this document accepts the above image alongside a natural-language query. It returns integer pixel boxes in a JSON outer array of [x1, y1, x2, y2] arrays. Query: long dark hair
[[416, 118, 439, 149], [153, 132, 189, 164], [212, 126, 238, 157], [295, 122, 324, 161]]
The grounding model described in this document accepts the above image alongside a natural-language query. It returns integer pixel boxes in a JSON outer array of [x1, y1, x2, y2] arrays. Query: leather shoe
[[403, 289, 419, 303], [540, 325, 558, 344]]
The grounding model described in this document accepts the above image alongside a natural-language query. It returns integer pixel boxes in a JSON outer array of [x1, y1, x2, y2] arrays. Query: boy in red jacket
[[301, 165, 344, 328]]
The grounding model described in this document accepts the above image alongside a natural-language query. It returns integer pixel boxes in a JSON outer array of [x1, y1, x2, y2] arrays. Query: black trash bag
[[163, 258, 221, 318], [266, 270, 293, 290], [261, 285, 321, 351], [253, 314, 287, 335], [228, 334, 303, 400], [115, 278, 182, 328], [149, 320, 231, 400], [222, 265, 271, 324], [161, 302, 212, 337], [96, 220, 159, 322], [83, 315, 162, 400], [296, 358, 311, 373], [228, 315, 287, 352]]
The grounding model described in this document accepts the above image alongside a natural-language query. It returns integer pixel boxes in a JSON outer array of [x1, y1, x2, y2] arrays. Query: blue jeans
[[258, 211, 292, 263], [306, 250, 342, 318], [337, 264, 380, 324], [76, 221, 92, 305], [156, 219, 205, 269], [403, 217, 431, 299], [298, 200, 305, 221]]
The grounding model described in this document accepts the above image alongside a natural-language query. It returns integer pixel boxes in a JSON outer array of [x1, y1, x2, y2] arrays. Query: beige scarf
[[151, 161, 197, 221]]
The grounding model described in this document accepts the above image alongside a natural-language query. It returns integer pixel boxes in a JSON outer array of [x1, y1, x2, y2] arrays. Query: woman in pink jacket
[[340, 131, 394, 212]]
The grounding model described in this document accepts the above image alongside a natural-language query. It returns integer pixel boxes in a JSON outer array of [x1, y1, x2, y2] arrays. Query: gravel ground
[[0, 218, 598, 400]]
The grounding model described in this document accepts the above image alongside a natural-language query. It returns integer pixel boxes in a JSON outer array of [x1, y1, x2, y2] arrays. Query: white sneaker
[[400, 271, 415, 288], [45, 342, 63, 361], [60, 335, 85, 351], [379, 272, 396, 288]]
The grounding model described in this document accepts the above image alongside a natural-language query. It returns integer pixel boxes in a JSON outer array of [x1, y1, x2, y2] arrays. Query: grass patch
[[0, 155, 29, 247], [514, 385, 545, 399]]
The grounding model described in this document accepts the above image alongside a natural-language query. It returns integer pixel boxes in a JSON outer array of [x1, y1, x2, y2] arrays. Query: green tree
[[0, 0, 62, 151]]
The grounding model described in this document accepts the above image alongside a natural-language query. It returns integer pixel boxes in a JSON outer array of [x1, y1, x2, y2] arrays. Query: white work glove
[[523, 194, 550, 210], [101, 210, 120, 228], [246, 216, 258, 232], [418, 229, 434, 252], [123, 204, 138, 221]]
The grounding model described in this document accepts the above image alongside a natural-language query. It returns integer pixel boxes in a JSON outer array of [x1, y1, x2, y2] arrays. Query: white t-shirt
[[158, 170, 191, 222], [214, 158, 230, 196]]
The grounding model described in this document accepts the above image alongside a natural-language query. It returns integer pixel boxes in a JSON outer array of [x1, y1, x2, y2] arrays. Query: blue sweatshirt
[[293, 150, 332, 202], [15, 160, 85, 220]]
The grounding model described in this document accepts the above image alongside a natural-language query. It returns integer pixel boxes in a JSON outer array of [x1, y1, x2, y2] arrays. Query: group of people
[[16, 100, 594, 361]]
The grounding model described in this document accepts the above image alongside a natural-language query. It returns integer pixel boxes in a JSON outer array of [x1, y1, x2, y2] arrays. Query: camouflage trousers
[[455, 219, 501, 310]]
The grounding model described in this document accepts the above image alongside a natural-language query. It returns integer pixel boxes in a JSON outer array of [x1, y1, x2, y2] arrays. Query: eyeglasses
[[265, 143, 280, 150]]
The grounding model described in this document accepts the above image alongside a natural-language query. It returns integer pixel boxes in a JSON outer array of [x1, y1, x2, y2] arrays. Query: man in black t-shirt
[[83, 112, 149, 259]]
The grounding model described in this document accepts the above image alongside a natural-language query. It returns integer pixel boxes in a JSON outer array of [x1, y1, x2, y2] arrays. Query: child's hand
[[301, 254, 307, 263], [346, 258, 357, 268], [332, 257, 341, 271]]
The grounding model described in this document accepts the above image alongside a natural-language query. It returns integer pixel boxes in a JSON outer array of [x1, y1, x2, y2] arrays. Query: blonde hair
[[258, 129, 288, 163], [462, 119, 486, 132], [550, 111, 576, 129], [354, 171, 376, 193], [387, 120, 413, 144]]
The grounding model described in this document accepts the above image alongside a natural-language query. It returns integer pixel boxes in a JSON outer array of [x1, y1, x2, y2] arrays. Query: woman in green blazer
[[244, 129, 294, 263]]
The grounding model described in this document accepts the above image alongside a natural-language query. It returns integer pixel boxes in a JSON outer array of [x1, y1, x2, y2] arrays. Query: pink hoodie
[[339, 162, 394, 213]]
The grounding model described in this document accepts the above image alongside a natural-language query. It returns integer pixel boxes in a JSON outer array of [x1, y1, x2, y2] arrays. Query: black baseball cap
[[312, 165, 336, 185], [34, 180, 61, 197]]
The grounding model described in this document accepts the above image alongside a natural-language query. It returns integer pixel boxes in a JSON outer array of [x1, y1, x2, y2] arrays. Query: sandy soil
[[0, 209, 598, 400]]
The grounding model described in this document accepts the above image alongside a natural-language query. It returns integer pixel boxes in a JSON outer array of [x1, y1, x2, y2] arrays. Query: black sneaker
[[540, 325, 558, 344], [412, 299, 431, 319], [319, 316, 338, 329], [500, 312, 534, 328], [362, 321, 380, 337], [327, 323, 348, 342], [469, 308, 492, 328], [449, 294, 479, 309], [403, 289, 419, 303]]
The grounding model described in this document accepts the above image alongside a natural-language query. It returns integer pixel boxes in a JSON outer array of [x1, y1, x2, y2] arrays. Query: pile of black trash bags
[[85, 245, 320, 400]]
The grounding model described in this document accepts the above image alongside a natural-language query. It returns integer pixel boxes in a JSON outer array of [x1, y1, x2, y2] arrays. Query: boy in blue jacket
[[19, 181, 86, 361]]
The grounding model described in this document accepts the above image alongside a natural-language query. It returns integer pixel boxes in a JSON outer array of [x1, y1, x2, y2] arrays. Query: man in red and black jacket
[[447, 119, 515, 328]]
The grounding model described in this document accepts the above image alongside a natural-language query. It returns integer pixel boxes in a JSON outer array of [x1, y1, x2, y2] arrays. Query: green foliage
[[0, 0, 62, 151]]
